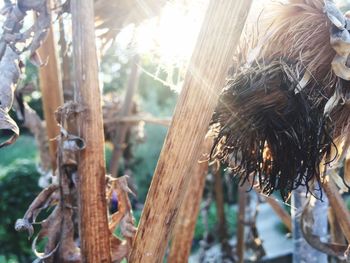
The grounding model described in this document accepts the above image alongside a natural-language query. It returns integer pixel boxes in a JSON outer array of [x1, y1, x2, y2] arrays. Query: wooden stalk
[[71, 0, 111, 262], [167, 138, 211, 262], [37, 15, 63, 170], [104, 115, 172, 127], [345, 155, 350, 186], [213, 168, 232, 259], [58, 12, 73, 101], [129, 1, 252, 261], [109, 55, 140, 177], [292, 186, 328, 263], [323, 176, 350, 243], [237, 185, 248, 263], [264, 196, 292, 232], [328, 207, 345, 247]]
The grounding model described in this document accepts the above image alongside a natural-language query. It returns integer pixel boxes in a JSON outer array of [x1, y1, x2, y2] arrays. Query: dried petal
[[324, 0, 346, 29], [332, 54, 350, 80]]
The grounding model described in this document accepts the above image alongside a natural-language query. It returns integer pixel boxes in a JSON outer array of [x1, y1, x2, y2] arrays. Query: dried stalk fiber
[[129, 0, 252, 261], [71, 0, 111, 261]]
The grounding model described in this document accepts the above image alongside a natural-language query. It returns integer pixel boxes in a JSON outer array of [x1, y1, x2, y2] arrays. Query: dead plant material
[[15, 102, 85, 262], [0, 47, 20, 147], [14, 87, 52, 184], [0, 106, 19, 147], [0, 0, 51, 148], [15, 184, 59, 238], [211, 61, 333, 200], [301, 196, 350, 261], [106, 175, 137, 262], [16, 104, 137, 261], [210, 0, 350, 199]]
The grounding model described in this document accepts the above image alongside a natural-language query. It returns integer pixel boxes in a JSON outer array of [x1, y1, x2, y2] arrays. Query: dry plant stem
[[328, 207, 346, 257], [22, 102, 51, 174], [58, 9, 73, 101], [38, 13, 64, 170], [110, 55, 140, 177], [168, 138, 211, 262], [263, 195, 292, 232], [323, 176, 350, 243], [237, 185, 248, 263], [129, 1, 252, 261], [71, 0, 111, 261], [345, 155, 350, 186], [213, 168, 232, 259], [247, 194, 266, 260], [106, 115, 171, 128]]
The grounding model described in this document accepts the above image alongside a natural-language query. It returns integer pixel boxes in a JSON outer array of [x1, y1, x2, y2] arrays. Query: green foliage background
[[0, 46, 238, 262], [0, 139, 40, 262]]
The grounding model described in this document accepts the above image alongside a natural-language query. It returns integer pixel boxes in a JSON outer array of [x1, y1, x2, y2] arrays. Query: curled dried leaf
[[15, 218, 34, 238], [32, 235, 60, 262], [324, 0, 346, 30], [330, 28, 350, 57], [120, 213, 137, 238], [345, 246, 350, 262], [324, 84, 343, 115], [15, 184, 59, 237], [301, 197, 349, 260], [17, 0, 51, 64], [332, 54, 350, 80], [62, 133, 86, 152], [55, 102, 85, 125], [0, 47, 20, 111], [110, 236, 130, 263], [32, 205, 63, 261], [0, 108, 19, 148], [107, 176, 137, 261], [59, 126, 85, 170], [327, 3, 350, 81]]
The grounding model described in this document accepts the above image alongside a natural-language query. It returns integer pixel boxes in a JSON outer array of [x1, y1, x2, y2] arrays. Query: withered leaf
[[301, 197, 349, 260], [0, 47, 20, 111], [0, 107, 19, 148], [15, 185, 58, 236]]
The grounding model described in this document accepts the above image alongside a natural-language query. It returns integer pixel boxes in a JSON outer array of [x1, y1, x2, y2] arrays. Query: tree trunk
[[37, 13, 64, 170], [129, 1, 252, 262], [291, 186, 328, 263], [71, 0, 111, 262]]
